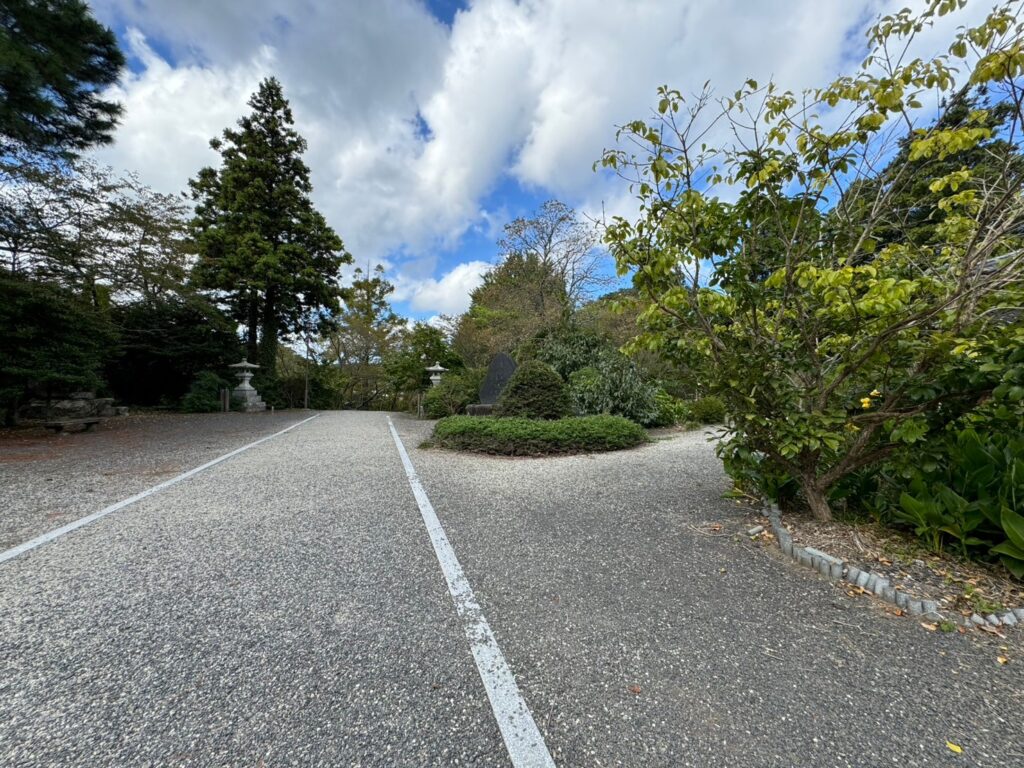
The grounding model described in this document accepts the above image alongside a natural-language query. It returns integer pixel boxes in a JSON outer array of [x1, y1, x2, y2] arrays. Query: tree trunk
[[259, 291, 278, 376], [800, 476, 833, 522], [246, 294, 259, 363]]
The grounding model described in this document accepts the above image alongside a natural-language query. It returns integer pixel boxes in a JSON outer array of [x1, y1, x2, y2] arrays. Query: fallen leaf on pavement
[[921, 622, 938, 631], [979, 624, 1006, 638], [997, 656, 1009, 665], [627, 685, 642, 695], [946, 741, 963, 754]]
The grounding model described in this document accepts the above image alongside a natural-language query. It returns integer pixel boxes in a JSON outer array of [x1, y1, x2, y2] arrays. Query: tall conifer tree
[[0, 0, 124, 157], [190, 77, 350, 374]]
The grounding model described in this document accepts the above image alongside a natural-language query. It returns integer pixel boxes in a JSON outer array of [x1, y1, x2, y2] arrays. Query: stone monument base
[[466, 403, 494, 416], [233, 387, 266, 412]]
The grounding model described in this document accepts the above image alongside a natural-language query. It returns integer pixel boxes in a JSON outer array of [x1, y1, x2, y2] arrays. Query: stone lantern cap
[[229, 359, 260, 369], [425, 361, 447, 373]]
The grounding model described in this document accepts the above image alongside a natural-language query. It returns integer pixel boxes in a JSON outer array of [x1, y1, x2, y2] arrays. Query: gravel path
[[0, 411, 1021, 767], [0, 411, 307, 550], [391, 415, 1024, 768], [0, 412, 503, 767]]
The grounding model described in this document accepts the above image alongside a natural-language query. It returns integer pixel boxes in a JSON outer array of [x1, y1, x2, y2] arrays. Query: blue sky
[[85, 0, 974, 321]]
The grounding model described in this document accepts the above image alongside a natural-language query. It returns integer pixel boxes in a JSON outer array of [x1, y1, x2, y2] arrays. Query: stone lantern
[[425, 361, 447, 388], [229, 359, 266, 412]]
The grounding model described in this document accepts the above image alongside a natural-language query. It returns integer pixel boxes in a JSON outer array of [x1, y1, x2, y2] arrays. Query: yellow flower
[[860, 397, 873, 409], [845, 422, 860, 432], [870, 389, 881, 397]]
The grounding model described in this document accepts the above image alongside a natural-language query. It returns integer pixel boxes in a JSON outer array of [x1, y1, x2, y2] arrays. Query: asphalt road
[[0, 411, 1021, 767]]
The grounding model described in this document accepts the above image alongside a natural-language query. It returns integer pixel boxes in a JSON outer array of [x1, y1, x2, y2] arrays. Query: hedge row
[[432, 415, 647, 456]]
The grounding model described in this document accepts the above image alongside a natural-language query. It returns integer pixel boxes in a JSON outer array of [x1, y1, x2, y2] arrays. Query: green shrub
[[533, 326, 660, 425], [650, 389, 692, 427], [423, 371, 481, 418], [885, 426, 1024, 577], [566, 357, 659, 425], [690, 395, 726, 424], [495, 360, 569, 420], [432, 415, 647, 455], [530, 326, 606, 379], [180, 371, 229, 413]]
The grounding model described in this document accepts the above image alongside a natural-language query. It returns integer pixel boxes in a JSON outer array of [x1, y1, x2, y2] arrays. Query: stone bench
[[42, 418, 102, 433]]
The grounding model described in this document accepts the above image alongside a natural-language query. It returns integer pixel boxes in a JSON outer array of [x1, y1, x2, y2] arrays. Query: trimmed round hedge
[[494, 360, 570, 420], [431, 414, 647, 456]]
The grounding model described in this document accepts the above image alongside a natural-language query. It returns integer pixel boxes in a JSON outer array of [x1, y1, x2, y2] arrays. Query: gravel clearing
[[395, 415, 1024, 768], [1, 411, 1022, 767], [0, 411, 308, 550], [0, 412, 504, 767]]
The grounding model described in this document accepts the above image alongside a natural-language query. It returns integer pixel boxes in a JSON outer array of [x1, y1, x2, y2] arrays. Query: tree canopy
[[602, 1, 1024, 529], [0, 0, 124, 157]]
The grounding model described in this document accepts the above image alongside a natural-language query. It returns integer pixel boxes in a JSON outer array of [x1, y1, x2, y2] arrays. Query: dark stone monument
[[466, 353, 517, 416]]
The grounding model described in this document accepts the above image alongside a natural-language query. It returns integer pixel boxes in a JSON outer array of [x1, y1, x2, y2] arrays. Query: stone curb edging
[[763, 503, 1024, 630]]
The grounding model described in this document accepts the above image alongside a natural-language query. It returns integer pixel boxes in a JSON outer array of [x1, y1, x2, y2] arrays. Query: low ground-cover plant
[[887, 425, 1024, 577], [495, 360, 570, 419], [432, 414, 647, 455]]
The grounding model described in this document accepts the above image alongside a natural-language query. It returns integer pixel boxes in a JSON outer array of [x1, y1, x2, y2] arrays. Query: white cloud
[[393, 259, 491, 315], [88, 0, 989, 316]]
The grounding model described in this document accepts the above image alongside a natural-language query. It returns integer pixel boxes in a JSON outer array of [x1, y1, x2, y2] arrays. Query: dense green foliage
[[107, 297, 241, 406], [689, 396, 726, 425], [321, 265, 405, 409], [650, 390, 692, 427], [0, 0, 124, 157], [423, 370, 482, 418], [432, 415, 647, 455], [180, 371, 231, 413], [0, 271, 114, 423], [385, 323, 463, 398], [190, 78, 351, 374], [601, 2, 1024, 577], [603, 3, 1024, 531], [453, 252, 568, 367], [495, 360, 570, 420], [528, 326, 660, 424]]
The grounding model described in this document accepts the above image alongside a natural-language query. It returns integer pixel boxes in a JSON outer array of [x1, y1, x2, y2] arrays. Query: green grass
[[431, 414, 648, 456]]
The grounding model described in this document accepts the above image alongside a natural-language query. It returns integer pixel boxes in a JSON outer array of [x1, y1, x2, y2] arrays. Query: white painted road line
[[387, 416, 556, 768], [0, 413, 320, 566]]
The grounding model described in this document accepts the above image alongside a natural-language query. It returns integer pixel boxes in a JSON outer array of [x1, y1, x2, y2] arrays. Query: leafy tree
[[601, 2, 1024, 521], [499, 200, 612, 307], [0, 0, 124, 157], [384, 321, 463, 402], [0, 157, 193, 304], [453, 252, 568, 366], [838, 87, 1024, 250], [190, 77, 351, 374], [0, 270, 115, 424], [107, 296, 241, 406], [322, 265, 405, 408]]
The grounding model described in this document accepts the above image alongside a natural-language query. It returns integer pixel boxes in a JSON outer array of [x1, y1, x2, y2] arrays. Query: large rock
[[22, 397, 114, 420], [478, 353, 517, 405]]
